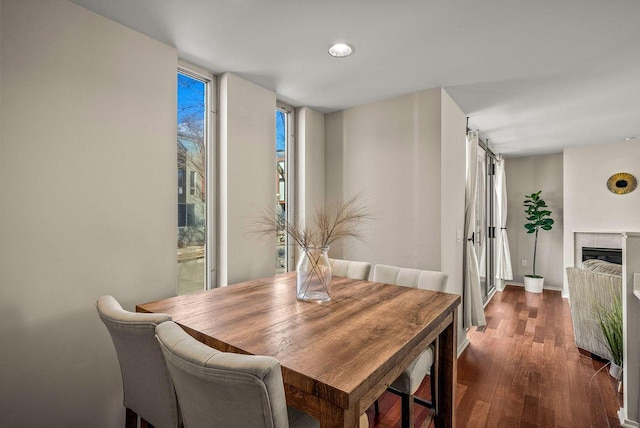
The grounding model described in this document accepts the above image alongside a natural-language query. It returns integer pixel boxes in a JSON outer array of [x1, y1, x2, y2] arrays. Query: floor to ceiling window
[[275, 105, 294, 273], [177, 66, 214, 294]]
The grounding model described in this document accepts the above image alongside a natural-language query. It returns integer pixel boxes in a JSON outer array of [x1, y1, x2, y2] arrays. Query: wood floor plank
[[366, 285, 622, 428], [580, 353, 609, 427], [464, 400, 490, 428]]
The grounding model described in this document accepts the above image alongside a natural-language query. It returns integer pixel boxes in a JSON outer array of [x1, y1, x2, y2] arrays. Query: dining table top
[[137, 272, 461, 426]]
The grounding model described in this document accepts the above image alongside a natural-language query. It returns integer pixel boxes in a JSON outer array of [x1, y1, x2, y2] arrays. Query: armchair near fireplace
[[566, 259, 622, 360]]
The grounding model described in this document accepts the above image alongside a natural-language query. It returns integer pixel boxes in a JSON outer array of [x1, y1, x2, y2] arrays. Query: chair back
[[329, 258, 372, 280], [96, 295, 180, 428], [155, 321, 290, 428], [372, 264, 448, 292]]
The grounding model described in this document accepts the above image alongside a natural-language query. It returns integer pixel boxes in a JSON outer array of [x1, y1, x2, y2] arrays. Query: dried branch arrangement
[[249, 193, 372, 249]]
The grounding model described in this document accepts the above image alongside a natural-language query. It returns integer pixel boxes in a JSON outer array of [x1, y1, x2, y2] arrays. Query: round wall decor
[[607, 172, 637, 194]]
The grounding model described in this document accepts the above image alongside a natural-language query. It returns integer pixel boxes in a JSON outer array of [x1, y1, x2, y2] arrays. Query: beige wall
[[324, 111, 346, 256], [324, 88, 468, 349], [219, 73, 276, 285], [440, 90, 467, 348], [325, 88, 442, 270], [505, 154, 564, 290], [563, 140, 640, 295], [296, 107, 325, 222], [0, 0, 177, 426]]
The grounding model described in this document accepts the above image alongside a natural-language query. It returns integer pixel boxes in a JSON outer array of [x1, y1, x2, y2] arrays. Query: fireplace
[[574, 232, 623, 267], [581, 246, 622, 265]]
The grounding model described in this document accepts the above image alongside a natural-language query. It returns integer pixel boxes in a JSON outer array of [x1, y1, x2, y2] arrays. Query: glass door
[[475, 146, 497, 302]]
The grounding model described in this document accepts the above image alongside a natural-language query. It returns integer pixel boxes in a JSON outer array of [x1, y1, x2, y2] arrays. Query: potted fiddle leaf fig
[[523, 191, 554, 293]]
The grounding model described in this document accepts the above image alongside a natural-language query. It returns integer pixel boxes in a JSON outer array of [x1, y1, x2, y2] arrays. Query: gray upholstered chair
[[155, 321, 312, 428], [566, 260, 622, 360], [96, 295, 182, 428], [372, 264, 448, 428], [156, 321, 368, 428], [329, 258, 372, 280]]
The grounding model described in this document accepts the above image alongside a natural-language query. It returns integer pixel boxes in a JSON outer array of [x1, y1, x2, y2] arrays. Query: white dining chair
[[97, 295, 182, 428], [329, 258, 372, 280], [371, 264, 448, 428]]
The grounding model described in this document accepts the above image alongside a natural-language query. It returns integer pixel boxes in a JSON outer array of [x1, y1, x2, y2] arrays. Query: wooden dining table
[[137, 272, 461, 428]]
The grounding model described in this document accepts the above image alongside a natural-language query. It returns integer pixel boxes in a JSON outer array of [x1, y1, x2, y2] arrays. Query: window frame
[[276, 102, 296, 271]]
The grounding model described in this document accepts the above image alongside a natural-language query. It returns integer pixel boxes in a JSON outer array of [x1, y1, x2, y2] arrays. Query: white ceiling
[[71, 0, 640, 157]]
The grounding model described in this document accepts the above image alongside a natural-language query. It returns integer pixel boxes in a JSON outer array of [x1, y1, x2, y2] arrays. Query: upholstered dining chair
[[97, 295, 181, 428], [371, 264, 448, 428], [329, 258, 372, 280], [156, 321, 369, 428]]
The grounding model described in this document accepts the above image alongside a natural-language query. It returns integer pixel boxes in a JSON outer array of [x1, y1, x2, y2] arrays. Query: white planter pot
[[610, 362, 622, 380], [524, 276, 544, 293]]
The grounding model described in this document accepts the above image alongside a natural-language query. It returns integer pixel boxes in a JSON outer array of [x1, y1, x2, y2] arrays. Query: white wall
[[563, 141, 640, 295], [505, 154, 564, 290], [0, 1, 177, 427], [219, 73, 276, 285], [324, 88, 468, 349], [622, 234, 640, 425], [563, 142, 640, 420]]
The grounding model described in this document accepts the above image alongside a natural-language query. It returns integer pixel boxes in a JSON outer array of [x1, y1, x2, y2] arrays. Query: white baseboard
[[483, 289, 497, 307], [506, 282, 564, 293], [619, 408, 640, 427], [457, 336, 470, 358]]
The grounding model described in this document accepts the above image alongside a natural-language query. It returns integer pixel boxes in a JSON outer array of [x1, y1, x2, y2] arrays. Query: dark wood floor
[[365, 285, 623, 428]]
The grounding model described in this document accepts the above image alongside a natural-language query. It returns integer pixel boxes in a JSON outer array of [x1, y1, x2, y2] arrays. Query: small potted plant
[[523, 191, 554, 293], [594, 290, 623, 379]]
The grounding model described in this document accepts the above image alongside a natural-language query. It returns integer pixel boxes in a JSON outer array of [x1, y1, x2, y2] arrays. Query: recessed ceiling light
[[328, 43, 354, 58], [624, 136, 637, 141]]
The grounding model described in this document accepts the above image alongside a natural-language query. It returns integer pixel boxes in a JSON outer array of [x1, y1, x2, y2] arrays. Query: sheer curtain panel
[[495, 159, 513, 291], [463, 131, 486, 327]]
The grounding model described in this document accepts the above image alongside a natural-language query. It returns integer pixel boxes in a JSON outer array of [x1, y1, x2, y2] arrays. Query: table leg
[[434, 311, 457, 428], [319, 399, 359, 428]]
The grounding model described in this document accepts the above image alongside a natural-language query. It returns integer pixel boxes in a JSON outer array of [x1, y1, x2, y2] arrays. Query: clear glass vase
[[296, 246, 332, 302]]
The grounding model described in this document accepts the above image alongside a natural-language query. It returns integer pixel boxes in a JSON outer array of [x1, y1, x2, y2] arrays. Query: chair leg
[[430, 363, 437, 415], [387, 384, 434, 426], [125, 408, 138, 428], [400, 392, 413, 428]]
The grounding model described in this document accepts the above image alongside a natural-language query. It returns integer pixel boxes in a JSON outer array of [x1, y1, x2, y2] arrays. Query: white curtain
[[495, 159, 513, 291], [463, 131, 486, 328], [477, 159, 487, 278]]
